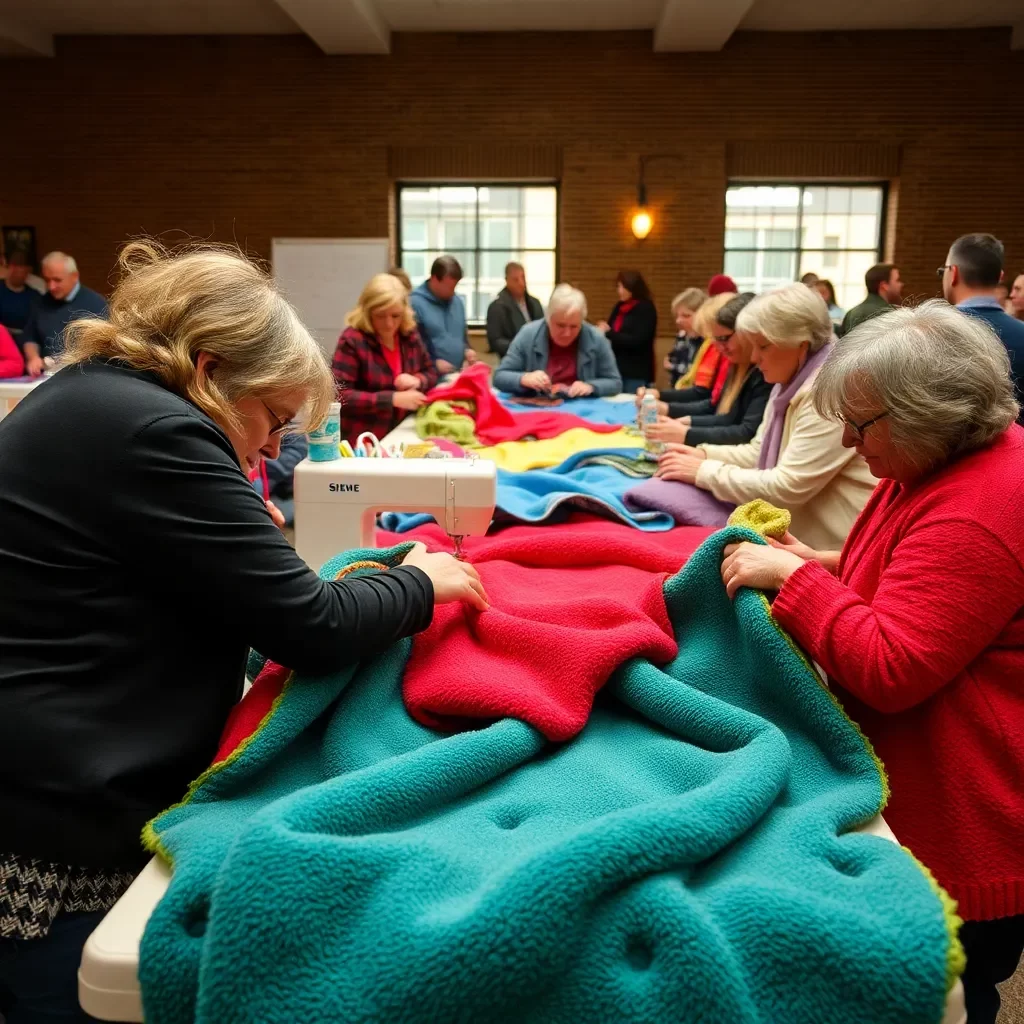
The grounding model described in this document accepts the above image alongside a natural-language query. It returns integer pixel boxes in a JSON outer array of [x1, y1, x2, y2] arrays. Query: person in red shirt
[[718, 301, 1024, 1024], [332, 273, 438, 443], [0, 323, 25, 378]]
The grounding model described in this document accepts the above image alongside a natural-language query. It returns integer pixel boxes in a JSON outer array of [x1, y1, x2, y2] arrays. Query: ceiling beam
[[0, 14, 54, 57], [654, 0, 756, 52], [272, 0, 389, 54]]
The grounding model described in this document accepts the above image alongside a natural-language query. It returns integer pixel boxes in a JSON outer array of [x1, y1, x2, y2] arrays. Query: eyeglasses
[[713, 332, 734, 344], [261, 399, 290, 436], [844, 411, 889, 442], [935, 265, 953, 279]]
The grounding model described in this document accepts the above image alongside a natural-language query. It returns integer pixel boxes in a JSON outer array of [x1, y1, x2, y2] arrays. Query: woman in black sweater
[[597, 270, 658, 392], [0, 241, 487, 1017], [645, 292, 771, 447]]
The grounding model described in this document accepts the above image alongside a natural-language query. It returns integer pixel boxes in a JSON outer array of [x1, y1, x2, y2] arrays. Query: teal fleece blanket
[[140, 529, 960, 1024]]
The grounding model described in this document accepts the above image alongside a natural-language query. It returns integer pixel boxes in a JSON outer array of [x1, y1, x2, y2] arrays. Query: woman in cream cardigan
[[656, 283, 875, 550]]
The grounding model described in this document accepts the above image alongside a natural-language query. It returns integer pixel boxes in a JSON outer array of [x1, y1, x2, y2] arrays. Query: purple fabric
[[757, 344, 832, 470], [622, 477, 734, 527]]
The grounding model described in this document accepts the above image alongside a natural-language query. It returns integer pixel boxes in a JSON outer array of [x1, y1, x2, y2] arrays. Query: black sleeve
[[19, 303, 39, 348], [662, 387, 712, 417], [113, 413, 434, 676], [486, 302, 512, 357], [663, 397, 715, 418], [606, 301, 657, 350], [663, 382, 711, 405], [686, 376, 772, 446]]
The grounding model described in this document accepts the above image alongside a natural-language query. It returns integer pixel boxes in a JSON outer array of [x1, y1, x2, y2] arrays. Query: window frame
[[395, 181, 561, 326], [723, 180, 889, 294]]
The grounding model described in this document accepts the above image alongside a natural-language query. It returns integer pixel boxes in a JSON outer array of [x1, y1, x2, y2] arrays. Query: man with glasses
[[940, 233, 1024, 419], [841, 263, 903, 336]]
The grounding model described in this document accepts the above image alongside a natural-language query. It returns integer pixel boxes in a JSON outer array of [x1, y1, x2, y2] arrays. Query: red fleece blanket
[[426, 364, 623, 445], [217, 518, 711, 761], [388, 518, 711, 741]]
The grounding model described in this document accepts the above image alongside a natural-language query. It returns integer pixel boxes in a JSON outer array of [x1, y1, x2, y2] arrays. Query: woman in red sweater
[[720, 301, 1024, 1024]]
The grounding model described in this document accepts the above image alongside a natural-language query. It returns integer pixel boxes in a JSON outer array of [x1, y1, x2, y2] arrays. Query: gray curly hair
[[813, 300, 1019, 469]]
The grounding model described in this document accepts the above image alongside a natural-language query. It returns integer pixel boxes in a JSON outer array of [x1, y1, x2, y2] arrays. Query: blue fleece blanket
[[381, 447, 674, 533], [139, 531, 959, 1024], [498, 393, 639, 426]]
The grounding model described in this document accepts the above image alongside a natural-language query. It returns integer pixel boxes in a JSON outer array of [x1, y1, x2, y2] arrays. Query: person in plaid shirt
[[332, 273, 439, 443]]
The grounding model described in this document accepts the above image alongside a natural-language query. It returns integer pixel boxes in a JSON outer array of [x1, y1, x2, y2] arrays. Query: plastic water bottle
[[641, 392, 663, 459]]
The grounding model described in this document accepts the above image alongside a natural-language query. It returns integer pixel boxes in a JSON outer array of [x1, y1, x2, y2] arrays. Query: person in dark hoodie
[[597, 270, 658, 392], [485, 262, 545, 358]]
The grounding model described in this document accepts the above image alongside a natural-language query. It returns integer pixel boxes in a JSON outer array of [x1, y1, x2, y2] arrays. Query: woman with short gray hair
[[492, 283, 622, 397], [721, 301, 1024, 1024], [655, 283, 874, 549]]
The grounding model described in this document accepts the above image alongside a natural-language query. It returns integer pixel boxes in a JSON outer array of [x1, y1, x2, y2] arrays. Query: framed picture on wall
[[2, 226, 38, 269]]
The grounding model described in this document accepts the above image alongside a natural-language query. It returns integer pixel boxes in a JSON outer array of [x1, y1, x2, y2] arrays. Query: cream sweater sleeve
[[698, 413, 765, 468], [695, 392, 853, 508]]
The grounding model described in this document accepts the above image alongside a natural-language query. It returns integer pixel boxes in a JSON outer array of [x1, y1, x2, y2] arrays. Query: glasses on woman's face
[[260, 399, 289, 437], [845, 411, 889, 443], [713, 331, 734, 344]]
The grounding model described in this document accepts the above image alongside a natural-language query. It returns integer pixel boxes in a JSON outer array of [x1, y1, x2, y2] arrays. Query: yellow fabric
[[475, 428, 638, 471], [728, 500, 791, 540], [674, 339, 713, 389]]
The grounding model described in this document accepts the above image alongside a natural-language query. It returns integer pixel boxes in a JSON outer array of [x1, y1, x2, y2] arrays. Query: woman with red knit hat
[[707, 273, 738, 297], [721, 301, 1024, 1024]]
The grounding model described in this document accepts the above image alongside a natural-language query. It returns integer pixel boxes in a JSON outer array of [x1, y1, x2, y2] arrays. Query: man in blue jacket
[[22, 251, 108, 376], [941, 233, 1024, 421], [493, 284, 622, 397], [409, 256, 476, 376]]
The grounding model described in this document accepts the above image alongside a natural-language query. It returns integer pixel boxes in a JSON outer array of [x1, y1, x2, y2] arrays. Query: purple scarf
[[757, 343, 832, 470]]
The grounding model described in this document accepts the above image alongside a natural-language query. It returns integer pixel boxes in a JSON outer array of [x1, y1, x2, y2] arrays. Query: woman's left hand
[[393, 373, 420, 391], [266, 499, 286, 531], [646, 417, 689, 444], [720, 542, 805, 599], [567, 380, 595, 398]]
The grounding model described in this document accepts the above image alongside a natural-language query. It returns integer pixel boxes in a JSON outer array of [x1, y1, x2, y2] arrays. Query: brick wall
[[2, 28, 1022, 384]]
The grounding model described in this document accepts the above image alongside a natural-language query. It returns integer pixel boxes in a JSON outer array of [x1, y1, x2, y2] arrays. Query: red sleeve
[[331, 333, 393, 416], [408, 331, 438, 393], [772, 520, 1024, 713], [0, 325, 24, 378], [692, 346, 721, 391]]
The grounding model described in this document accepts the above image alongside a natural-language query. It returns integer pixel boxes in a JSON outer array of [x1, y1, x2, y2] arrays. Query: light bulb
[[631, 209, 653, 240]]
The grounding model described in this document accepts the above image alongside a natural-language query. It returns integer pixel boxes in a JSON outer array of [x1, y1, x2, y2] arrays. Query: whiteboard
[[272, 238, 391, 356]]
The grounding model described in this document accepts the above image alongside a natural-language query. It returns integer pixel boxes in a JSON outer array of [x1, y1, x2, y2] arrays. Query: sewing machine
[[293, 454, 497, 570]]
